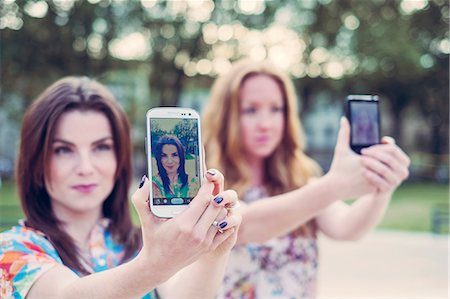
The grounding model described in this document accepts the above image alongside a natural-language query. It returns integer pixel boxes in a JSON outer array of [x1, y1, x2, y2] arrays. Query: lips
[[255, 136, 270, 143], [72, 184, 97, 193]]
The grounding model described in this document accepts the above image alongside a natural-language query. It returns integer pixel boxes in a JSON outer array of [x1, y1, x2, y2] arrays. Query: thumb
[[381, 136, 395, 144], [131, 175, 159, 228], [205, 168, 224, 196], [335, 116, 350, 152]]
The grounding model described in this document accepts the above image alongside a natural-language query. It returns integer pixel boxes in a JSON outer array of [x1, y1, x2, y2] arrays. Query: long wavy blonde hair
[[203, 59, 321, 197]]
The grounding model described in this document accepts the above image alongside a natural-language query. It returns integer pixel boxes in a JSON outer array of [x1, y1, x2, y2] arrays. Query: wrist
[[134, 251, 174, 286], [321, 172, 346, 201], [372, 190, 393, 204], [203, 249, 231, 262]]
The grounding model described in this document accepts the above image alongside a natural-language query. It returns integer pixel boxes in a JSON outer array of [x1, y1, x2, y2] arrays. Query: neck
[[52, 204, 102, 248], [245, 155, 265, 186], [168, 172, 178, 183]]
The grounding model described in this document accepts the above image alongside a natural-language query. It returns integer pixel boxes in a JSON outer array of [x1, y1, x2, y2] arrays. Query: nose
[[256, 110, 272, 130], [76, 151, 95, 176]]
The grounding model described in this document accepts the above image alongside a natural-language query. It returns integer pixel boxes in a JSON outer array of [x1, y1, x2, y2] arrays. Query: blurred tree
[[173, 119, 198, 156], [1, 0, 131, 107], [292, 0, 448, 155], [0, 0, 448, 175], [149, 120, 164, 157]]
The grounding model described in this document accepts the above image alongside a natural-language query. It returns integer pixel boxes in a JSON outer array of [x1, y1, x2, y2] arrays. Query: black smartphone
[[346, 95, 381, 154]]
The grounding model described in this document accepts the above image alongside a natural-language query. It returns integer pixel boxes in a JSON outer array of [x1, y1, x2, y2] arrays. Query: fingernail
[[214, 196, 223, 204], [207, 169, 216, 176], [139, 175, 146, 189], [219, 221, 228, 229]]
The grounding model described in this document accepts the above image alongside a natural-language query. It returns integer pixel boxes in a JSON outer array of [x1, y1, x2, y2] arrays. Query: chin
[[252, 149, 275, 159]]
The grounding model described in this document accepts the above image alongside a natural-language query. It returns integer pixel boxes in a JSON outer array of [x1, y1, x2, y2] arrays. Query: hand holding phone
[[146, 107, 203, 218], [346, 95, 381, 154]]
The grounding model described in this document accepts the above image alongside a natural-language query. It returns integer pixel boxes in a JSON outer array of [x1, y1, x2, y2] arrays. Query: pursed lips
[[255, 135, 271, 143], [72, 184, 98, 193]]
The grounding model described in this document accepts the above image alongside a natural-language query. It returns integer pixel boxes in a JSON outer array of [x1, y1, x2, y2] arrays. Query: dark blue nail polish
[[139, 175, 146, 189], [214, 196, 223, 204], [219, 221, 228, 229]]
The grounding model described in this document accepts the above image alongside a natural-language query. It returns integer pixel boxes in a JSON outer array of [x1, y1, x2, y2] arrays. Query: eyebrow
[[52, 137, 113, 146]]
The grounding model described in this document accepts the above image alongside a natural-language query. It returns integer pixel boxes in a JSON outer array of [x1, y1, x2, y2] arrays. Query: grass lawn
[[1, 180, 448, 233], [378, 182, 449, 233]]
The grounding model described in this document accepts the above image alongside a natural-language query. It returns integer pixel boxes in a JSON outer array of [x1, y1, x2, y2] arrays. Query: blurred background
[[0, 0, 448, 295]]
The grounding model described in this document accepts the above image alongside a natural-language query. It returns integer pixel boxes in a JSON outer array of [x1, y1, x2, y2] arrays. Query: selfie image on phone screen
[[149, 118, 201, 206], [350, 101, 379, 146]]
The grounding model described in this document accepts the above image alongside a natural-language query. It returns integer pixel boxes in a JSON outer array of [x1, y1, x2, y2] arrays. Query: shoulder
[[1, 224, 61, 261], [1, 223, 62, 298], [152, 175, 163, 185]]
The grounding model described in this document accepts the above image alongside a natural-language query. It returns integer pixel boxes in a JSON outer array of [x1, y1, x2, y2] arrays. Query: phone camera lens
[[189, 113, 191, 116]]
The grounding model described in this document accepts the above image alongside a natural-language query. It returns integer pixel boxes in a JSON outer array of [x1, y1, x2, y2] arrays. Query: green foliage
[[379, 183, 449, 233], [173, 119, 199, 156], [149, 119, 199, 156], [0, 0, 448, 164]]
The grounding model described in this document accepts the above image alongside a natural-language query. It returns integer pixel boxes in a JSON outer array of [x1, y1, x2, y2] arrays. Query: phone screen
[[347, 95, 380, 153], [149, 118, 201, 206]]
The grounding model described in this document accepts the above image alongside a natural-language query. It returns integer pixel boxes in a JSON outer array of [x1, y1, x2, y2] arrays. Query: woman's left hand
[[360, 136, 410, 195]]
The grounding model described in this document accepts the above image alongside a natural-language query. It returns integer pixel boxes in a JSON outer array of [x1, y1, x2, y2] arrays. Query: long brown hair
[[203, 59, 321, 197], [16, 76, 141, 275]]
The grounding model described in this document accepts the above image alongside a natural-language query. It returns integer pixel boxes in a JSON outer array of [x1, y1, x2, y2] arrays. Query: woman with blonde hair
[[203, 59, 410, 298]]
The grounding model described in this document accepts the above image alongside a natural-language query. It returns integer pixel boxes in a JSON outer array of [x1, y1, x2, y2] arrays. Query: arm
[[157, 251, 230, 298], [28, 171, 241, 298], [157, 171, 242, 299], [237, 175, 345, 244], [237, 117, 377, 244], [28, 255, 167, 298], [316, 137, 410, 240], [30, 239, 234, 299], [315, 193, 390, 241]]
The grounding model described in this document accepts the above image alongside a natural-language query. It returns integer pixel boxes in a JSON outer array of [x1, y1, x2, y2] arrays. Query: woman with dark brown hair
[[0, 77, 241, 298]]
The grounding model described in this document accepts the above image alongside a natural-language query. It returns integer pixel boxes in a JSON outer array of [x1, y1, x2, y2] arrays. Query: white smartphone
[[146, 107, 203, 218]]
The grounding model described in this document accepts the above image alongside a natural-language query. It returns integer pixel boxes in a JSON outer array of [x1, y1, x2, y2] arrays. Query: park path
[[317, 230, 449, 298]]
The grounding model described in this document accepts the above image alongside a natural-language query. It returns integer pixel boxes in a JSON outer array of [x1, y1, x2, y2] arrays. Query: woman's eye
[[272, 106, 284, 113], [54, 146, 72, 155], [242, 107, 257, 114], [95, 143, 112, 152], [172, 153, 179, 157]]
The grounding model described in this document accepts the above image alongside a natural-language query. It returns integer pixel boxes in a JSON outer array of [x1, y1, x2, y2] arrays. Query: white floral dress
[[219, 187, 319, 299]]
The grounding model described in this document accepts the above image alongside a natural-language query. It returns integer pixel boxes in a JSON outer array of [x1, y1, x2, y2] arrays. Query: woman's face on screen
[[161, 144, 180, 177]]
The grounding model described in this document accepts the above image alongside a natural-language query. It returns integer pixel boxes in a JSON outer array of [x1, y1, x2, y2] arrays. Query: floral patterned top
[[219, 187, 319, 299], [152, 174, 199, 198], [0, 219, 156, 299]]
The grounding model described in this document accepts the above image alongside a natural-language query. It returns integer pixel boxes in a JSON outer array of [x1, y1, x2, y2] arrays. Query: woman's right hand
[[326, 117, 377, 200], [131, 172, 239, 283]]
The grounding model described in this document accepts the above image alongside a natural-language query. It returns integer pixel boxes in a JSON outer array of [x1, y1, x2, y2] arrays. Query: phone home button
[[171, 198, 184, 205]]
